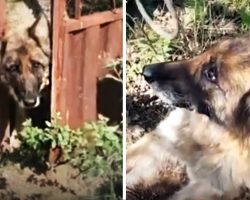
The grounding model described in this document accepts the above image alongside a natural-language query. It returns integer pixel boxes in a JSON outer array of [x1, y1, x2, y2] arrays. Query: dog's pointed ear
[[27, 14, 51, 57], [234, 90, 250, 134]]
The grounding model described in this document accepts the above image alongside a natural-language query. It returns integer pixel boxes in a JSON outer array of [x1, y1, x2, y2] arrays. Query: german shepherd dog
[[127, 32, 250, 200], [0, 13, 50, 147]]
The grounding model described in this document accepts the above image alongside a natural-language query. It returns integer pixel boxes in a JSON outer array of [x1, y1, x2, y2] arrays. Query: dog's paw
[[156, 107, 212, 148], [156, 108, 188, 143]]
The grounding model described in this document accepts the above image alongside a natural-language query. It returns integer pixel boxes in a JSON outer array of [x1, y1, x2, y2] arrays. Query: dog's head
[[0, 15, 50, 109], [143, 33, 250, 132], [0, 37, 50, 108]]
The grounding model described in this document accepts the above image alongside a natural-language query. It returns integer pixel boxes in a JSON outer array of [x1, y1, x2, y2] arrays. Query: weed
[[0, 116, 122, 199]]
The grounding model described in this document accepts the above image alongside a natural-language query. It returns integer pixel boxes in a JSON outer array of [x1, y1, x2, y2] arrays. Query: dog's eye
[[203, 67, 217, 83], [32, 61, 42, 69], [7, 64, 19, 73]]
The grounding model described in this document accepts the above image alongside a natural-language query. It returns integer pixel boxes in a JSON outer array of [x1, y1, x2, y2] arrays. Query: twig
[[112, 0, 116, 9], [135, 0, 179, 39], [139, 25, 158, 54]]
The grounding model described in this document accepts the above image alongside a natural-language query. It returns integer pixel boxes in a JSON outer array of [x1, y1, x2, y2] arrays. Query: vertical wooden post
[[107, 20, 122, 59], [0, 0, 6, 38], [63, 30, 85, 127], [81, 26, 101, 122], [0, 1, 10, 144], [75, 0, 81, 19], [51, 0, 66, 121]]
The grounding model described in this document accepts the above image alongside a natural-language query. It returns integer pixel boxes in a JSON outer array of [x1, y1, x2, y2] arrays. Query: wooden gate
[[52, 0, 123, 128], [0, 0, 6, 38], [0, 0, 122, 130]]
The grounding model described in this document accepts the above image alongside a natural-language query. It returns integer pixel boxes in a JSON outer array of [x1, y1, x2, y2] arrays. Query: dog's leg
[[169, 181, 223, 200], [160, 108, 239, 200], [126, 133, 175, 187], [126, 108, 209, 188], [127, 108, 236, 197], [157, 108, 232, 152]]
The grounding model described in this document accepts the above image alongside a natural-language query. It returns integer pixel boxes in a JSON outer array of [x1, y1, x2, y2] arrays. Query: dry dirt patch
[[0, 163, 106, 200]]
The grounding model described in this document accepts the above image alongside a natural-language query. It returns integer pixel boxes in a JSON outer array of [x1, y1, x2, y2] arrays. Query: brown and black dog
[[0, 13, 50, 147], [127, 32, 250, 200]]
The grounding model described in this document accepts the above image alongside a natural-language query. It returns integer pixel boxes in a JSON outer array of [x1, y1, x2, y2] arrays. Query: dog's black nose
[[142, 65, 156, 83], [23, 98, 37, 107]]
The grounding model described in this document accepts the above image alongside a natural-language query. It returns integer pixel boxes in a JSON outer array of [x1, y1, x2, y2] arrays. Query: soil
[[0, 163, 106, 200]]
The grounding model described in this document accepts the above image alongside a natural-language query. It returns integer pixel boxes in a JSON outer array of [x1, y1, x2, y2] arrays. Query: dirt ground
[[0, 163, 107, 200]]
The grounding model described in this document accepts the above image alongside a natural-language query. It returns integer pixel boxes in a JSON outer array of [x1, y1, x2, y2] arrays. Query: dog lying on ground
[[127, 32, 250, 200]]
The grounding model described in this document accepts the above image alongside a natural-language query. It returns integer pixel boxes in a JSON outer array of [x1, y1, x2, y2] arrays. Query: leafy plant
[[1, 116, 122, 199], [221, 0, 250, 10], [240, 8, 250, 28], [105, 58, 123, 83], [126, 21, 172, 86], [185, 0, 207, 24]]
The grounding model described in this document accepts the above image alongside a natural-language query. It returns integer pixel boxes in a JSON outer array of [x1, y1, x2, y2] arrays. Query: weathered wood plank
[[81, 25, 101, 122], [0, 0, 6, 38], [75, 0, 81, 19], [66, 8, 122, 33], [60, 31, 70, 124], [97, 20, 122, 78], [66, 30, 85, 127], [51, 0, 66, 119], [106, 20, 123, 59], [0, 4, 9, 145]]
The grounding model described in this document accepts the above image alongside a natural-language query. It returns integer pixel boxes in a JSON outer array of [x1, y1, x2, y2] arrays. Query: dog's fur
[[127, 32, 250, 200], [0, 8, 50, 147]]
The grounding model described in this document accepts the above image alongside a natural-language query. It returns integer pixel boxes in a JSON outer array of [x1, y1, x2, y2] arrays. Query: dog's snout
[[23, 90, 38, 107], [23, 97, 37, 107], [142, 65, 157, 83], [143, 62, 191, 84]]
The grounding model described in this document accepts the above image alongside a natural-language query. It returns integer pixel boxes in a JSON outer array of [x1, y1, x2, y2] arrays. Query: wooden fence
[[0, 0, 122, 131], [0, 0, 6, 38], [52, 0, 123, 128]]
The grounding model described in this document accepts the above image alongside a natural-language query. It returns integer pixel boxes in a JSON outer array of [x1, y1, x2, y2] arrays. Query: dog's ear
[[27, 14, 51, 58], [234, 90, 250, 134]]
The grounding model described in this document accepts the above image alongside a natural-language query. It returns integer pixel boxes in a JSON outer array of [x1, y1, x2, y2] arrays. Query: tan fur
[[0, 37, 50, 147], [127, 33, 250, 200], [0, 1, 51, 148], [127, 108, 250, 200]]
